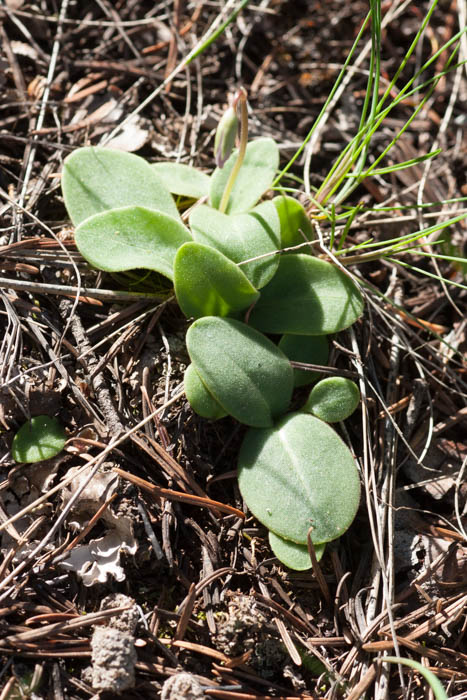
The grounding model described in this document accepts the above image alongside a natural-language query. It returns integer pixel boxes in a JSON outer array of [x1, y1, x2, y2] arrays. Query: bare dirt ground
[[0, 1, 466, 698]]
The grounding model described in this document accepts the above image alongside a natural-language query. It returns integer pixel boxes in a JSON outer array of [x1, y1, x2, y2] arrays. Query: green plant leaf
[[272, 195, 314, 249], [278, 335, 329, 387], [249, 254, 364, 335], [74, 206, 192, 279], [152, 162, 210, 199], [303, 377, 360, 423], [189, 200, 280, 288], [184, 364, 227, 419], [238, 412, 361, 544], [174, 242, 259, 319], [268, 531, 325, 571], [12, 416, 66, 463], [186, 316, 294, 427], [62, 147, 180, 225], [210, 137, 279, 214], [296, 650, 328, 676]]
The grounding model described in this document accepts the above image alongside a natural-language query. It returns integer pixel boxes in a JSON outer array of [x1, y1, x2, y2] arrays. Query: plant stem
[[219, 88, 248, 214]]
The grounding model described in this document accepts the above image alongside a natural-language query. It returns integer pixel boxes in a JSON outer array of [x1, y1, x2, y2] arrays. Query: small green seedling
[[12, 416, 66, 463], [303, 377, 360, 423], [61, 89, 364, 571]]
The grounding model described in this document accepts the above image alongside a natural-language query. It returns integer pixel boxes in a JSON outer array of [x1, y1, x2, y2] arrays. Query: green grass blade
[[376, 0, 440, 110], [381, 657, 447, 700], [272, 11, 371, 187], [184, 0, 250, 65], [350, 149, 442, 177], [388, 258, 467, 292]]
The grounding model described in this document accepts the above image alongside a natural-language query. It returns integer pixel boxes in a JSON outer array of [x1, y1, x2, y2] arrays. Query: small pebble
[[161, 672, 205, 700]]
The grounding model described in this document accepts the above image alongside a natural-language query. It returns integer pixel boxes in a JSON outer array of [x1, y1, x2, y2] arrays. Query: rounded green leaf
[[74, 206, 192, 279], [238, 412, 361, 544], [268, 531, 325, 571], [62, 147, 180, 225], [152, 163, 210, 199], [249, 254, 364, 335], [272, 195, 314, 249], [174, 242, 259, 319], [278, 335, 329, 387], [210, 138, 279, 214], [186, 317, 294, 427], [189, 201, 280, 289], [303, 377, 360, 423], [184, 364, 227, 420], [12, 416, 66, 463]]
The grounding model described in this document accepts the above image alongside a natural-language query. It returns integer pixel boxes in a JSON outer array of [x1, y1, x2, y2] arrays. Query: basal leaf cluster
[[59, 134, 364, 571]]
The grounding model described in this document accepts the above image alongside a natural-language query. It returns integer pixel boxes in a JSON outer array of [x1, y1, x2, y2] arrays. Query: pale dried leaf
[[10, 40, 39, 61], [105, 116, 150, 152], [60, 531, 137, 586], [60, 466, 136, 550]]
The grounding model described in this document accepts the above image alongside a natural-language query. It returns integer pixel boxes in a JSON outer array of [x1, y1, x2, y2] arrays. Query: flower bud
[[214, 105, 239, 168]]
